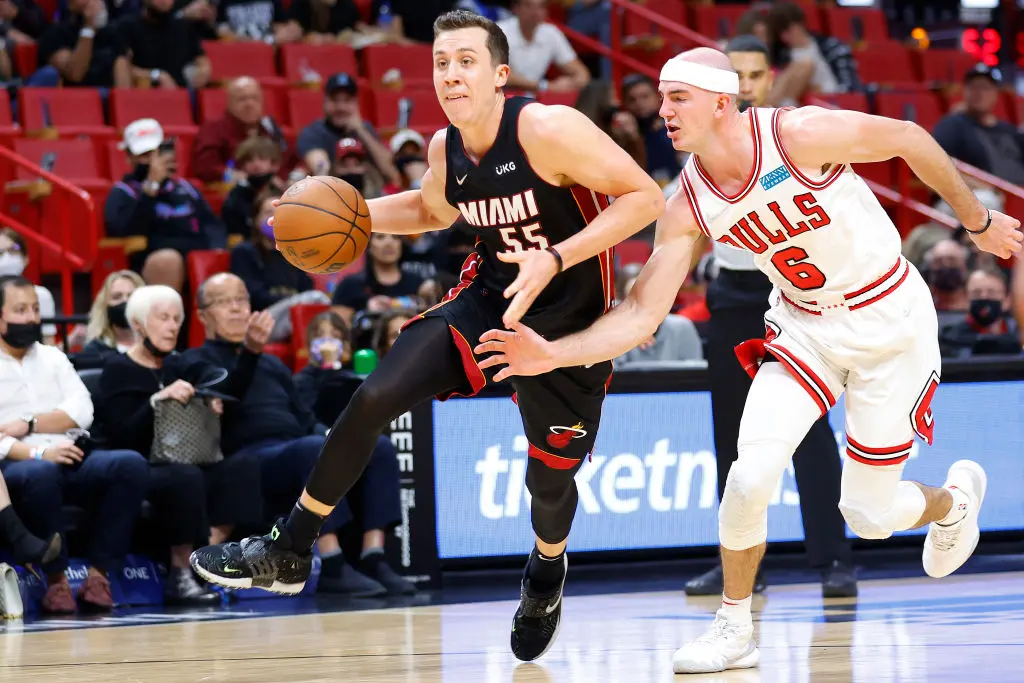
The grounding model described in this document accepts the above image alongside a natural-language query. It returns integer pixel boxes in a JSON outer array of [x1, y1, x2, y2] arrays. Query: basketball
[[272, 176, 372, 274]]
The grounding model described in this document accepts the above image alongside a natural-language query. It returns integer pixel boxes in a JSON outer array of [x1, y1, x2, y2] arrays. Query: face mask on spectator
[[310, 337, 342, 365], [0, 253, 26, 277], [248, 173, 274, 190], [929, 267, 965, 292], [969, 298, 1003, 327], [1, 321, 42, 349], [133, 163, 151, 182], [259, 220, 275, 241], [339, 173, 364, 193], [143, 335, 172, 358], [108, 302, 129, 329]]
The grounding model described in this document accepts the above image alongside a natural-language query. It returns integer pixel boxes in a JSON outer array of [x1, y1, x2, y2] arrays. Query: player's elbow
[[636, 182, 667, 224]]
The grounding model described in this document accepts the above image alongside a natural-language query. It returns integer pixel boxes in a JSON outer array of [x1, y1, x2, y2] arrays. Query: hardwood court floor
[[2, 571, 1023, 683]]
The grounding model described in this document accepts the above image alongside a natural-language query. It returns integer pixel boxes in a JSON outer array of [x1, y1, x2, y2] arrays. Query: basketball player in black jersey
[[191, 9, 664, 661]]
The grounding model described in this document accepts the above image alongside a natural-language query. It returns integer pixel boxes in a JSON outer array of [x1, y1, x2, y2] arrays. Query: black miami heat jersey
[[444, 96, 614, 339]]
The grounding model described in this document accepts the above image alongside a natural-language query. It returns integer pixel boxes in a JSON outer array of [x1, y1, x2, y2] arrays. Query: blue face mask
[[310, 336, 342, 365], [260, 220, 275, 241]]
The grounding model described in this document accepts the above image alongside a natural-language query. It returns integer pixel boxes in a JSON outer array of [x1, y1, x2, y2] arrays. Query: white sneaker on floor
[[923, 459, 986, 578], [672, 609, 759, 674], [0, 563, 24, 619]]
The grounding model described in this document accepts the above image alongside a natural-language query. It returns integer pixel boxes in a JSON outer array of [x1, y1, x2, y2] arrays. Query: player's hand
[[496, 249, 560, 328], [474, 322, 557, 382], [966, 210, 1023, 259], [243, 310, 275, 352]]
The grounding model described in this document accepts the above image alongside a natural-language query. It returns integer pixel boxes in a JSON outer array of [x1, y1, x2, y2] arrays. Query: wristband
[[546, 246, 563, 273], [30, 447, 42, 460], [79, 27, 96, 39], [964, 209, 992, 235]]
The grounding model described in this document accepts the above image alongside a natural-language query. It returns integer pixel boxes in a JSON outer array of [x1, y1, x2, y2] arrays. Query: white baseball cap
[[389, 128, 425, 155], [120, 118, 164, 155]]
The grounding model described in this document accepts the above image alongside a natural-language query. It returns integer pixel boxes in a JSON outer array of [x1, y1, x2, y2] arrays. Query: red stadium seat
[[874, 92, 944, 131], [805, 92, 870, 113], [689, 5, 750, 41], [12, 43, 38, 81], [370, 89, 447, 135], [18, 88, 115, 138], [12, 138, 102, 181], [202, 40, 283, 83], [824, 7, 889, 44], [536, 91, 579, 107], [109, 89, 197, 130], [186, 249, 230, 347], [196, 87, 290, 136], [362, 44, 433, 89], [0, 90, 19, 148], [286, 89, 325, 132], [279, 43, 358, 85], [290, 302, 330, 364], [624, 0, 685, 38], [918, 50, 981, 86], [616, 240, 652, 267], [855, 43, 921, 89]]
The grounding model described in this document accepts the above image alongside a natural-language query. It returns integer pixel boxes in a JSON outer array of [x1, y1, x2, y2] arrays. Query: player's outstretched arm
[[474, 189, 701, 380], [779, 106, 1023, 258], [365, 130, 461, 235]]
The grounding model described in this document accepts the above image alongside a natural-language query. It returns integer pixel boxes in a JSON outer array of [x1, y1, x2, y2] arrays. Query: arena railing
[[562, 0, 1018, 234], [0, 145, 97, 317]]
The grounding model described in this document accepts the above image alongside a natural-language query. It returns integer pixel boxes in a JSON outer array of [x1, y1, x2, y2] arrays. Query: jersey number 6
[[771, 246, 827, 291], [499, 222, 551, 253]]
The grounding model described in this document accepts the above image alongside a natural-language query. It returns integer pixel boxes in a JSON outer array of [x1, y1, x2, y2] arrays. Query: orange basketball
[[272, 176, 372, 274]]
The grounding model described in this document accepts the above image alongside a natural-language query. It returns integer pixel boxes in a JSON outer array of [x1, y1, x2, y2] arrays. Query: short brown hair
[[767, 2, 806, 38], [433, 9, 510, 67], [0, 227, 27, 255], [235, 137, 282, 166]]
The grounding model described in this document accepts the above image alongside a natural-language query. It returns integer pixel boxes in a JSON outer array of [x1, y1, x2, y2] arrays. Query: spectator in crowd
[[372, 307, 414, 359], [289, 311, 416, 595], [384, 129, 427, 194], [766, 2, 859, 105], [192, 77, 298, 185], [296, 72, 398, 186], [120, 0, 211, 88], [0, 30, 11, 81], [287, 0, 363, 44], [0, 469, 61, 565], [34, 0, 130, 87], [332, 136, 383, 199], [73, 269, 145, 369], [574, 80, 645, 170], [106, 120, 224, 292], [939, 267, 1020, 358], [621, 73, 681, 187], [933, 65, 1024, 186], [221, 137, 285, 240], [214, 0, 300, 43], [187, 273, 411, 595], [331, 233, 424, 326], [375, 0, 454, 44], [0, 0, 46, 43], [733, 5, 770, 47], [566, 0, 609, 78], [94, 285, 270, 605], [0, 276, 149, 613], [230, 188, 330, 341], [613, 272, 704, 368], [498, 0, 589, 93], [0, 228, 57, 344], [923, 238, 971, 329]]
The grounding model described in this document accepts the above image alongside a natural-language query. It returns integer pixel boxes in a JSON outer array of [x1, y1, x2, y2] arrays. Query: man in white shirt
[[498, 0, 590, 93], [0, 276, 148, 614]]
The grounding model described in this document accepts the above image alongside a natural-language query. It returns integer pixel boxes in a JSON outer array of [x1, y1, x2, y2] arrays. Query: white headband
[[659, 59, 739, 95]]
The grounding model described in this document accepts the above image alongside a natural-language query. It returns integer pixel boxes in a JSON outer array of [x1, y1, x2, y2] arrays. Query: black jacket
[[105, 174, 222, 254]]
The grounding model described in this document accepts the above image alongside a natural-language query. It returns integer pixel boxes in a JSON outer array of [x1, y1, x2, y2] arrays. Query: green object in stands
[[353, 348, 378, 376]]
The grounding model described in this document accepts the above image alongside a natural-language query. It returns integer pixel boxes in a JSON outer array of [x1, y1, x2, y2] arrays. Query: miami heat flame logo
[[546, 422, 587, 449]]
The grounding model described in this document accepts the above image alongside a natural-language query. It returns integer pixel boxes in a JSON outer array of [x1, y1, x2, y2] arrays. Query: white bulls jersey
[[681, 107, 904, 303]]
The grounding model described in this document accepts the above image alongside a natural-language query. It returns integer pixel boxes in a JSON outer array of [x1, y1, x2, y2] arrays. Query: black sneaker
[[510, 553, 567, 662], [821, 560, 858, 598], [189, 522, 312, 595], [164, 568, 220, 606], [361, 555, 418, 596]]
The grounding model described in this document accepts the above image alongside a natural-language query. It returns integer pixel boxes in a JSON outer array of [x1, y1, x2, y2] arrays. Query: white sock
[[938, 487, 970, 526], [720, 593, 753, 627]]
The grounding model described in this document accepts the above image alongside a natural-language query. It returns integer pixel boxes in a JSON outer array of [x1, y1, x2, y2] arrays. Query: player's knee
[[838, 498, 894, 540], [525, 458, 578, 539], [343, 379, 391, 429], [718, 443, 788, 550]]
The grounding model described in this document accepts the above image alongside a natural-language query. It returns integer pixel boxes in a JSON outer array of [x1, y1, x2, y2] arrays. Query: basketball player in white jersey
[[474, 47, 1023, 673]]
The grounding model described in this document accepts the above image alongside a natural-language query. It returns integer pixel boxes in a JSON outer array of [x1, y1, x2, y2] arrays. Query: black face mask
[[133, 163, 150, 182], [969, 298, 1003, 327], [930, 267, 965, 292], [2, 321, 42, 349], [143, 336, 172, 358], [339, 173, 364, 193], [108, 302, 129, 329], [637, 113, 659, 131], [248, 173, 274, 190]]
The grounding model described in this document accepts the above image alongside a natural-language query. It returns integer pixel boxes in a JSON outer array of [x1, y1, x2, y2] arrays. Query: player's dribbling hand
[[475, 322, 556, 382], [966, 210, 1024, 259], [496, 249, 560, 328], [243, 310, 275, 353]]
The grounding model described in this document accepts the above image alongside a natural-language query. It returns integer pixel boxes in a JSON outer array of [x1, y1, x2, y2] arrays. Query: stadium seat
[[186, 249, 230, 347], [689, 5, 751, 41], [536, 90, 579, 107], [824, 7, 889, 44], [623, 0, 685, 38], [874, 92, 944, 131], [279, 43, 358, 85], [805, 92, 869, 113], [109, 89, 197, 134], [0, 90, 19, 148], [196, 88, 290, 137], [11, 138, 103, 182], [286, 89, 325, 132], [616, 239, 652, 267], [290, 302, 330, 365], [855, 43, 921, 89], [201, 40, 283, 84], [918, 50, 980, 86], [370, 89, 447, 135], [18, 88, 115, 139], [362, 44, 433, 89]]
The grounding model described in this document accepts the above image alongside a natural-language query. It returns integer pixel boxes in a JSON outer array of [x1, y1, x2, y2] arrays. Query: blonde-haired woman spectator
[[73, 270, 146, 370]]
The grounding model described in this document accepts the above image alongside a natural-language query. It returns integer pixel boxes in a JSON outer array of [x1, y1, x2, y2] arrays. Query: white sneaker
[[0, 563, 24, 619], [923, 459, 986, 578], [672, 609, 759, 674]]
